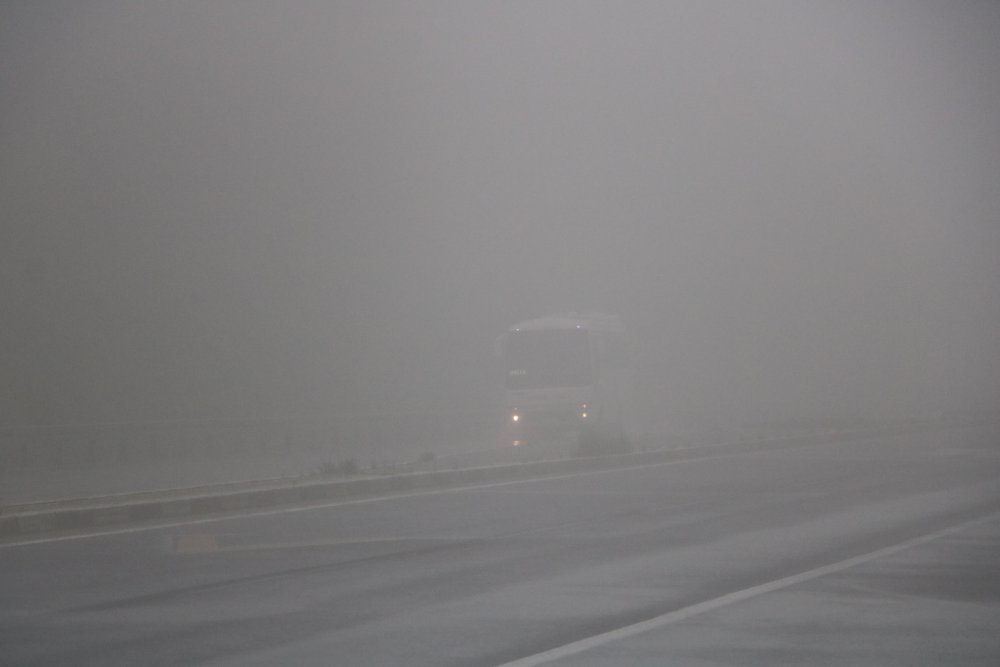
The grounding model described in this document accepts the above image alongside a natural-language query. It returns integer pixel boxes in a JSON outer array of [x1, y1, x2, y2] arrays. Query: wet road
[[2, 426, 998, 666]]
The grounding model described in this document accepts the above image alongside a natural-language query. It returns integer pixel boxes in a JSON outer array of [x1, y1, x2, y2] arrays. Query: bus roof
[[507, 312, 624, 334]]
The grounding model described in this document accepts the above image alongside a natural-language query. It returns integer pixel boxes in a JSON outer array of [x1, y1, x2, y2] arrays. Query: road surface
[[2, 425, 998, 665]]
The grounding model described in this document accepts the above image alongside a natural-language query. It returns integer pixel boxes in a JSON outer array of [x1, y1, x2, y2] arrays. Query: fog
[[3, 0, 999, 435]]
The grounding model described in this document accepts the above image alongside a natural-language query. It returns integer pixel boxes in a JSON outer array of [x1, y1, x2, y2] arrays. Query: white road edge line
[[495, 512, 998, 667], [0, 438, 847, 549]]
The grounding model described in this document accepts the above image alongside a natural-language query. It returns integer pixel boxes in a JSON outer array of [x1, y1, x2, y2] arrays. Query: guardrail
[[0, 412, 501, 468], [0, 411, 502, 504], [1, 412, 993, 506]]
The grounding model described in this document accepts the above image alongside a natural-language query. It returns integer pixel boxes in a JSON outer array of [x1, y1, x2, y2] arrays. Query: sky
[[2, 0, 998, 430]]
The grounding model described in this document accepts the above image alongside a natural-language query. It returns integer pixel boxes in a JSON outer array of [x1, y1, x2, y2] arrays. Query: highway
[[2, 425, 998, 666]]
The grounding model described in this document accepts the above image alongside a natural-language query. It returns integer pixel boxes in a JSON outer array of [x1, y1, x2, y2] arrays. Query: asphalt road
[[2, 426, 998, 666]]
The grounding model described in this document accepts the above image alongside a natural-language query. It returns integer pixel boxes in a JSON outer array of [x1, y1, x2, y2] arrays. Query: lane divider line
[[0, 440, 888, 549], [0, 440, 837, 548], [496, 512, 1000, 667]]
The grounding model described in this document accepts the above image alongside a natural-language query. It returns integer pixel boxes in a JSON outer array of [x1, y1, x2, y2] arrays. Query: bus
[[497, 313, 633, 454]]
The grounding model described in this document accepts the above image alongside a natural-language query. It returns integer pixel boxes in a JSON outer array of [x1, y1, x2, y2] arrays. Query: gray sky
[[2, 1, 998, 428]]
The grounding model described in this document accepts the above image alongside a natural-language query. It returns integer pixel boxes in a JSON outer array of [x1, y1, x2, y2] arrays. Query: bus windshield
[[505, 329, 591, 389]]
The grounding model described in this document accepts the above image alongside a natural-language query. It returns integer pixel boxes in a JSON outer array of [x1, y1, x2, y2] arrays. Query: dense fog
[[3, 1, 999, 433]]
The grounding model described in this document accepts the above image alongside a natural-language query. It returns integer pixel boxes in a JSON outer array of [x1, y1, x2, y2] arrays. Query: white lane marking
[[496, 512, 999, 667], [0, 438, 851, 549]]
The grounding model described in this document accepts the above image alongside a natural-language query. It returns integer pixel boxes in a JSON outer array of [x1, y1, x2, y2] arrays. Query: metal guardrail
[[3, 411, 995, 474], [1, 412, 992, 506], [0, 411, 502, 473]]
